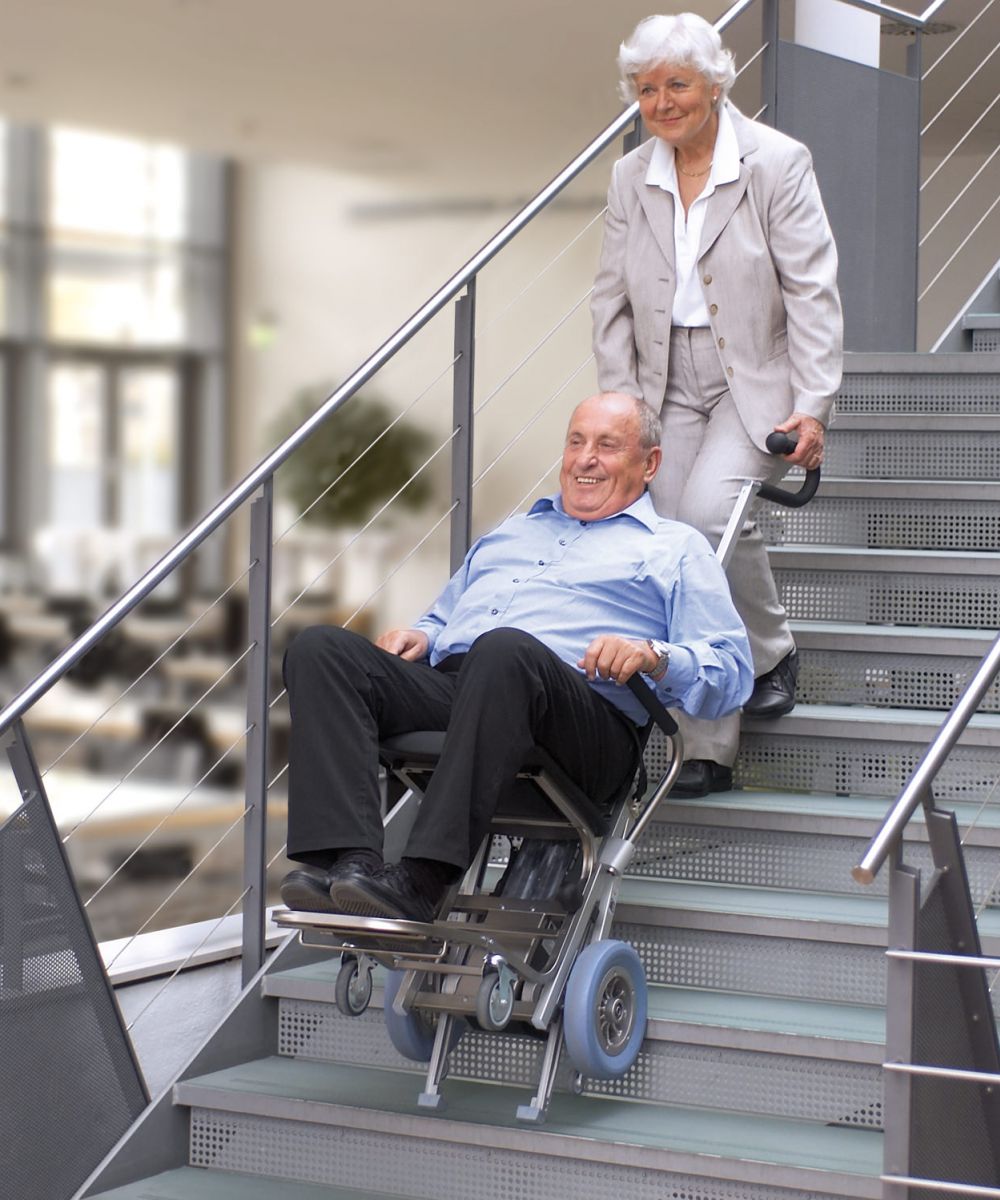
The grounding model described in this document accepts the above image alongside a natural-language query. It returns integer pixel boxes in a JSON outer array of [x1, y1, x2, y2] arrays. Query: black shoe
[[280, 851, 380, 914], [331, 861, 445, 924], [743, 648, 798, 719], [672, 759, 733, 798]]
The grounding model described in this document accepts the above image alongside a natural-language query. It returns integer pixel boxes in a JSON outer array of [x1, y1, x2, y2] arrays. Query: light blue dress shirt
[[412, 492, 753, 726]]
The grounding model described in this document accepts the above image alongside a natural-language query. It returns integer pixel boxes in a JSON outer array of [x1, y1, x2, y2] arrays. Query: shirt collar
[[528, 491, 660, 532], [644, 102, 741, 194]]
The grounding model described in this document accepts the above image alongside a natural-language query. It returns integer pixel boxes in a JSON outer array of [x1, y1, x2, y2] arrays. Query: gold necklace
[[676, 158, 713, 179]]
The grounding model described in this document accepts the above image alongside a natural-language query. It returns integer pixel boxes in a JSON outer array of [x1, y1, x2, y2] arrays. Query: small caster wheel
[[476, 969, 514, 1032], [335, 955, 373, 1016], [564, 940, 646, 1080]]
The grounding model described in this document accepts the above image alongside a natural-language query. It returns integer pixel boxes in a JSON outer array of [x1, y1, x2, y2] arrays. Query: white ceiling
[[1, 0, 994, 195]]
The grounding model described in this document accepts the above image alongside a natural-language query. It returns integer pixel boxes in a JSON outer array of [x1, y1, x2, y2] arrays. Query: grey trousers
[[648, 327, 795, 766]]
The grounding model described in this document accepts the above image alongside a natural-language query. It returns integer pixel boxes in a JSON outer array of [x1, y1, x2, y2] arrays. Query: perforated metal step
[[86, 1167, 410, 1200], [735, 703, 1000, 802], [176, 1058, 883, 1200], [770, 546, 1000, 628], [791, 623, 998, 712], [275, 991, 882, 1123], [758, 483, 1000, 551], [838, 353, 1000, 414], [821, 425, 1000, 480]]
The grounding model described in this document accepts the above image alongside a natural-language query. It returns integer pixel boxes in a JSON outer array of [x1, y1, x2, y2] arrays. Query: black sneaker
[[280, 851, 381, 914], [331, 861, 444, 924]]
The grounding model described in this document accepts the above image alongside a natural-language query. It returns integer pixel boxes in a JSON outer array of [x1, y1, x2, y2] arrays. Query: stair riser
[[821, 431, 1000, 480], [188, 1108, 873, 1200], [772, 565, 1000, 628], [759, 499, 1000, 552], [973, 331, 1000, 353], [837, 372, 1000, 415], [276, 997, 883, 1125], [632, 821, 1000, 907], [736, 729, 1000, 804], [793, 646, 1000, 713], [611, 922, 886, 1006]]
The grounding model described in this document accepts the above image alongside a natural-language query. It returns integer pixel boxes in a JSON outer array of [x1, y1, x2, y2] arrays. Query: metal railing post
[[760, 0, 780, 127], [242, 478, 274, 985], [450, 281, 476, 574], [884, 851, 920, 1197]]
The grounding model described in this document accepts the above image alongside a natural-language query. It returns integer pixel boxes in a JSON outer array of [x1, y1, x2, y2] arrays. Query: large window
[[0, 122, 228, 591]]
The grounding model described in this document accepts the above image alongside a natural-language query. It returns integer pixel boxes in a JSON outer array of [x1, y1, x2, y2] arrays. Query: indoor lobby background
[[0, 0, 995, 940]]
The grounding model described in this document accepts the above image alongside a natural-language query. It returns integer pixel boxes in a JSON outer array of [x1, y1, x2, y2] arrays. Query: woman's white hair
[[618, 13, 736, 108]]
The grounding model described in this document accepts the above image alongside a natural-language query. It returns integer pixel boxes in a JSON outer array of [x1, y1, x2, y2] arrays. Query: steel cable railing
[[922, 0, 998, 78]]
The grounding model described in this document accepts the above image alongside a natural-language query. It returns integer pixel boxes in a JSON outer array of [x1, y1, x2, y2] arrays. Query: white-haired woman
[[591, 12, 843, 796]]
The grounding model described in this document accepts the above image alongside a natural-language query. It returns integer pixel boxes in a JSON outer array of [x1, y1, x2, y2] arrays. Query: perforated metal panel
[[633, 821, 998, 905], [611, 921, 886, 1005], [189, 1108, 850, 1200], [972, 330, 1000, 353], [837, 373, 1000, 413], [586, 1039, 882, 1125], [737, 731, 1000, 804], [277, 997, 880, 1121], [759, 499, 1000, 551], [773, 567, 1000, 627], [796, 648, 996, 712], [0, 797, 147, 1200], [822, 431, 1000, 480]]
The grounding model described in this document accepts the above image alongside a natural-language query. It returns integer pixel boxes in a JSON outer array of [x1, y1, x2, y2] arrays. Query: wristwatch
[[644, 639, 671, 682]]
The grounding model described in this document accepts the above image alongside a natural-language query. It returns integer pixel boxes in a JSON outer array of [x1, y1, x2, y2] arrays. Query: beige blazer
[[591, 105, 843, 449]]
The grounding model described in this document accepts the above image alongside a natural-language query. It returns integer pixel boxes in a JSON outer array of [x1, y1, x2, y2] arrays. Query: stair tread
[[648, 985, 885, 1044], [618, 878, 1000, 937], [266, 962, 885, 1045], [88, 1167, 410, 1200], [176, 1057, 884, 1179], [660, 789, 1000, 834], [742, 701, 1000, 737]]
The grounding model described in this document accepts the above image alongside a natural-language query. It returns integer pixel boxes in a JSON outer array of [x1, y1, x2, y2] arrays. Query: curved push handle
[[759, 431, 820, 508], [626, 675, 678, 736]]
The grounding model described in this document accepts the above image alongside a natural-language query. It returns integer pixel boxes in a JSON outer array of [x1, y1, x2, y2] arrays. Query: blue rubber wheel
[[383, 969, 436, 1061], [382, 970, 468, 1062], [563, 940, 647, 1079]]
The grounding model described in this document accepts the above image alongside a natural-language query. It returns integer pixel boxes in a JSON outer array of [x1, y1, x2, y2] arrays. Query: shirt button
[[726, 366, 734, 378], [537, 559, 544, 565], [579, 521, 587, 527], [559, 539, 566, 546], [703, 273, 713, 285], [718, 336, 726, 349], [491, 608, 498, 615], [513, 578, 520, 583], [709, 303, 718, 315]]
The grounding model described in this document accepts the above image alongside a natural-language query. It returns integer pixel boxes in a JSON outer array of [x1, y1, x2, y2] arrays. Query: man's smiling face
[[559, 394, 661, 522]]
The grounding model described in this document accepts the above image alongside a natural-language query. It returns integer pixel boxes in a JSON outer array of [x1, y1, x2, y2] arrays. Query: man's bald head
[[559, 393, 662, 521]]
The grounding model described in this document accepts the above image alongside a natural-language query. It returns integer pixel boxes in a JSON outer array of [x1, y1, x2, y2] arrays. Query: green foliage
[[274, 385, 436, 528]]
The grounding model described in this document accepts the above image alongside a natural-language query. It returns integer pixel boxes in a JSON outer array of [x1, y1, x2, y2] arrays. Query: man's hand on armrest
[[578, 635, 660, 685], [376, 628, 430, 662]]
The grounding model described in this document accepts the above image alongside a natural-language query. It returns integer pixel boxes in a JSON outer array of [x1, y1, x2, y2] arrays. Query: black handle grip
[[626, 675, 678, 736], [759, 430, 821, 508], [765, 430, 798, 455]]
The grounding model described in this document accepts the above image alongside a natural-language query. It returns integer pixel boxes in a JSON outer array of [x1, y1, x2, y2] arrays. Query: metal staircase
[[75, 349, 1000, 1200], [1, 0, 998, 1196]]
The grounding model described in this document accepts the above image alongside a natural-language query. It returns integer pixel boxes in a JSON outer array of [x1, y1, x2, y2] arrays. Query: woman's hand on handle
[[772, 412, 824, 470]]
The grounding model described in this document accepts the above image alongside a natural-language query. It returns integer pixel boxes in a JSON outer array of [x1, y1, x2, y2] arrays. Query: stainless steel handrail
[[0, 0, 939, 742], [853, 631, 1000, 884]]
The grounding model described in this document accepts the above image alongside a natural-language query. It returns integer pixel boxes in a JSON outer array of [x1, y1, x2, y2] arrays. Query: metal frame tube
[[241, 480, 274, 984], [450, 283, 476, 574], [855, 632, 1000, 884]]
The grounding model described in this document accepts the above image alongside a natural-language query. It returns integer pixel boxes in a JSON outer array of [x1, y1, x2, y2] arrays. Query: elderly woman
[[591, 12, 842, 796]]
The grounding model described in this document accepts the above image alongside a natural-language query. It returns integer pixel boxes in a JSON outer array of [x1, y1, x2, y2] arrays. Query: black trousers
[[283, 625, 639, 871]]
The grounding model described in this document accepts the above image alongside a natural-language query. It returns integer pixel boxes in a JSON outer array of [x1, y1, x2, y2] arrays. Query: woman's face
[[635, 62, 718, 150]]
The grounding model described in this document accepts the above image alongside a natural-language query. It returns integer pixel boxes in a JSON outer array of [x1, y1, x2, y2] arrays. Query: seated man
[[280, 392, 753, 922]]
